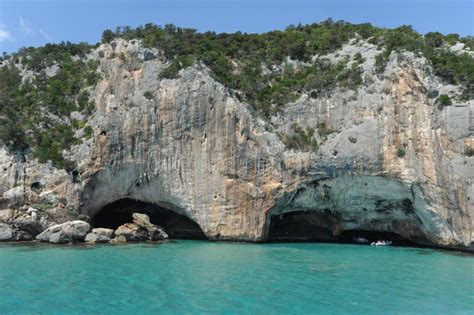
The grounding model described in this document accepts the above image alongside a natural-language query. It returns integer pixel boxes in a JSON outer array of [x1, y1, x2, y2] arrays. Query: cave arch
[[91, 198, 207, 239]]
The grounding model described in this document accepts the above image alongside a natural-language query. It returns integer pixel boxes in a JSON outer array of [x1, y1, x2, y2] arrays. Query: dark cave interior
[[268, 210, 414, 245], [91, 198, 207, 240], [268, 211, 337, 242]]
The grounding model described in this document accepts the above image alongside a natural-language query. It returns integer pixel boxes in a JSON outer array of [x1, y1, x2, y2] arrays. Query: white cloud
[[39, 29, 52, 41], [19, 17, 33, 35], [0, 25, 13, 42], [18, 18, 52, 42]]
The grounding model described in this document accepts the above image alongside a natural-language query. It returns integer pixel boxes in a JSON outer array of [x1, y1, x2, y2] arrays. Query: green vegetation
[[101, 20, 381, 116], [83, 126, 93, 139], [158, 55, 195, 79], [0, 42, 98, 170], [279, 122, 340, 151], [317, 122, 338, 139], [371, 27, 474, 92], [397, 145, 406, 158], [143, 91, 154, 100], [30, 203, 52, 213], [99, 21, 473, 116], [1, 21, 473, 163], [280, 124, 319, 152], [438, 94, 452, 109], [353, 52, 365, 64]]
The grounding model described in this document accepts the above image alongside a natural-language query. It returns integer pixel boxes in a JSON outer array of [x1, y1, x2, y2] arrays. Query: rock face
[[114, 213, 168, 241], [36, 221, 91, 244], [0, 39, 473, 250]]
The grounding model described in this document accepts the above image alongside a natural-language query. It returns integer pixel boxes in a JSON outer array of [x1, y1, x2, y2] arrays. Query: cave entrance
[[267, 211, 415, 246], [91, 198, 207, 240], [267, 211, 338, 242], [337, 230, 415, 246]]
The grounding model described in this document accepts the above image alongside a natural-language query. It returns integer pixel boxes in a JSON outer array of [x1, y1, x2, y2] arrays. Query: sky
[[0, 0, 473, 53]]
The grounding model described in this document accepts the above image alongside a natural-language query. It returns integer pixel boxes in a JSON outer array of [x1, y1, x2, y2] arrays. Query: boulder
[[110, 235, 127, 243], [132, 213, 153, 227], [0, 210, 38, 241], [84, 227, 114, 243], [149, 225, 168, 241], [12, 213, 42, 236], [92, 228, 114, 238], [0, 223, 14, 241], [85, 232, 111, 243], [36, 220, 91, 244], [114, 223, 148, 241], [0, 223, 32, 241], [113, 213, 168, 241]]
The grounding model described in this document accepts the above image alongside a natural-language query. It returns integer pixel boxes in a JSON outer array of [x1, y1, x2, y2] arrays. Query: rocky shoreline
[[2, 206, 473, 254], [0, 208, 168, 245]]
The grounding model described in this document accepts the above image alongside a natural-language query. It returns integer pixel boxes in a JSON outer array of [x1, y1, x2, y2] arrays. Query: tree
[[101, 29, 115, 43], [425, 32, 444, 48]]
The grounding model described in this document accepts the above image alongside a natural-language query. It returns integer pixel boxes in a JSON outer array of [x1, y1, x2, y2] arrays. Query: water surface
[[0, 241, 472, 314]]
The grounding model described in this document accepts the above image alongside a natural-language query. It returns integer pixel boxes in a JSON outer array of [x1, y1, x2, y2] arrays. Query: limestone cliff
[[1, 38, 473, 250]]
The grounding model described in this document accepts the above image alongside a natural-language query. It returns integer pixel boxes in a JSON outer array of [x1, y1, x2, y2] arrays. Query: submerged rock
[[36, 220, 91, 244]]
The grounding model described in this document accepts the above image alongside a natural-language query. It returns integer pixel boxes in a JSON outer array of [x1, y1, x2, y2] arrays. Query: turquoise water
[[0, 241, 472, 314]]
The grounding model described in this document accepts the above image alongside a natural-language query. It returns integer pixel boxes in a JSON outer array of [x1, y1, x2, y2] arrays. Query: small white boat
[[371, 240, 393, 246]]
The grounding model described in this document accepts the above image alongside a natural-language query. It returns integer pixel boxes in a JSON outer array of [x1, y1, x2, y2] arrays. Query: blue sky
[[0, 0, 473, 53]]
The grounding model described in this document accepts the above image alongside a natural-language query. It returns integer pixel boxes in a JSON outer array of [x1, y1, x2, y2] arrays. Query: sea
[[0, 240, 472, 314]]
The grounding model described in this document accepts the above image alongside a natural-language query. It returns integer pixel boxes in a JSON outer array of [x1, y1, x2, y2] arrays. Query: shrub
[[397, 145, 406, 158], [280, 123, 318, 152], [353, 52, 365, 64], [159, 55, 194, 79], [83, 126, 93, 139], [438, 94, 452, 109], [143, 91, 154, 100], [317, 122, 338, 139]]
